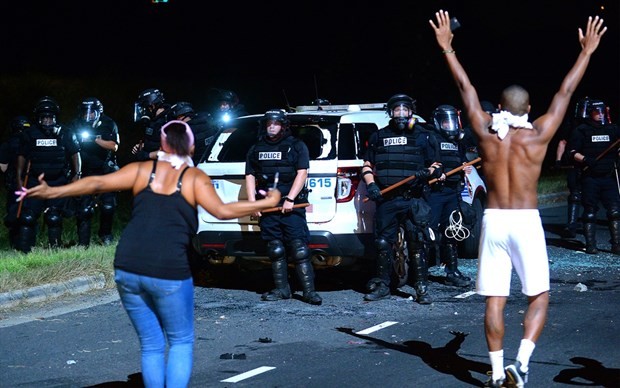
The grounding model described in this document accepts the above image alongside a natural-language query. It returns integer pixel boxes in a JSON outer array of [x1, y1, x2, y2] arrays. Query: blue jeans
[[114, 269, 194, 388]]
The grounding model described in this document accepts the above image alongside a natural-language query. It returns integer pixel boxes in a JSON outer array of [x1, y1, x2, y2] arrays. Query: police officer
[[131, 88, 170, 161], [1, 116, 31, 248], [427, 105, 472, 287], [15, 96, 81, 253], [70, 97, 120, 246], [169, 101, 219, 165], [554, 97, 590, 238], [208, 88, 248, 130], [362, 94, 443, 304], [568, 99, 620, 254], [245, 109, 321, 305]]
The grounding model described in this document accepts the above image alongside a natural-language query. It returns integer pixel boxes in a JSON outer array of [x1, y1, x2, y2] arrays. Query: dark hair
[[161, 121, 194, 156]]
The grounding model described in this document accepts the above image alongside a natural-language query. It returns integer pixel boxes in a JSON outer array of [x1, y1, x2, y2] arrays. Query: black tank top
[[114, 160, 197, 280]]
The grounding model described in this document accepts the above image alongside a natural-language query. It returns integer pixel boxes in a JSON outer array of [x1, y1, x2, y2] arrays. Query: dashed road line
[[355, 321, 398, 335], [220, 366, 276, 383], [454, 290, 477, 299]]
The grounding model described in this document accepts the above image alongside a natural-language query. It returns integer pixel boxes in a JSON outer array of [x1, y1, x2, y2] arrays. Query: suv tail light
[[336, 167, 361, 203]]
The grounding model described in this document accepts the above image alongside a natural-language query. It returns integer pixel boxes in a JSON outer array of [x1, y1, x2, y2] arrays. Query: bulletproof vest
[[142, 113, 168, 153], [438, 139, 463, 184], [374, 126, 426, 187], [250, 135, 298, 186], [78, 116, 116, 172], [27, 125, 68, 180], [188, 114, 218, 164], [578, 122, 618, 176]]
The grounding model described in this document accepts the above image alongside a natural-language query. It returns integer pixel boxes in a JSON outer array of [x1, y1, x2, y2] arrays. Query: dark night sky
[[1, 0, 618, 132]]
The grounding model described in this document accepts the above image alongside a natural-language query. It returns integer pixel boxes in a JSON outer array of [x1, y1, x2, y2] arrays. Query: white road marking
[[220, 366, 276, 383], [454, 290, 477, 299], [355, 321, 398, 335]]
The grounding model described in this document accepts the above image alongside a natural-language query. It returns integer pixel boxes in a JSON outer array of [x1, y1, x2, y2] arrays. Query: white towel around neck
[[491, 110, 533, 140]]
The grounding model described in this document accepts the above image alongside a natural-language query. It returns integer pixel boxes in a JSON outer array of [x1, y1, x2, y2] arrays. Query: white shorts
[[476, 209, 550, 297]]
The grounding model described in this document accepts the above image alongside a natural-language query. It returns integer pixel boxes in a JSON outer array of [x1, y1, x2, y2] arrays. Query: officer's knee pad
[[100, 202, 115, 214], [77, 205, 95, 221], [583, 210, 597, 223], [289, 239, 310, 262], [18, 209, 37, 227], [608, 208, 620, 221], [375, 237, 391, 252], [267, 239, 286, 260], [44, 207, 63, 227]]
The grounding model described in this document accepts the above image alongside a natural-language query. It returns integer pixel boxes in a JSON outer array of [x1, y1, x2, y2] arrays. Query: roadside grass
[[0, 172, 568, 293]]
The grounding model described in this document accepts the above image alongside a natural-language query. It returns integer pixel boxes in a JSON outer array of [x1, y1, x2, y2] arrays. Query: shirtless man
[[430, 11, 607, 387]]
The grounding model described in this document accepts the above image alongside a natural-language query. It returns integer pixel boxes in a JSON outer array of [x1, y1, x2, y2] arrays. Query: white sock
[[516, 339, 535, 372], [489, 349, 505, 381]]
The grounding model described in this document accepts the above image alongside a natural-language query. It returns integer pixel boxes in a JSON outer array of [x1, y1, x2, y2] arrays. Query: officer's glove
[[430, 163, 443, 179], [366, 182, 383, 201], [413, 169, 431, 180], [582, 156, 597, 169]]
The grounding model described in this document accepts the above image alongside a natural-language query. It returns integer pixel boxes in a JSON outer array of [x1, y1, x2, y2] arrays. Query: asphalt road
[[0, 200, 619, 387]]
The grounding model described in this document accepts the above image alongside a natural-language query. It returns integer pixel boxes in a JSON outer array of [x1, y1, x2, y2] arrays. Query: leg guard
[[98, 200, 116, 244], [442, 243, 471, 287], [607, 209, 620, 255], [45, 207, 63, 248], [16, 209, 37, 253], [409, 241, 432, 304], [364, 238, 392, 301], [76, 204, 94, 247], [583, 210, 598, 254], [295, 259, 322, 305], [564, 202, 581, 238], [261, 240, 291, 301]]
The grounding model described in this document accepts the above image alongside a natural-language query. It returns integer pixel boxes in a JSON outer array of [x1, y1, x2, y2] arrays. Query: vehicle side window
[[215, 124, 259, 162], [295, 126, 325, 160], [338, 123, 377, 159]]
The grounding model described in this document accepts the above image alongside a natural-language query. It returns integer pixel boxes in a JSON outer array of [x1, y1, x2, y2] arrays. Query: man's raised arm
[[534, 16, 607, 137], [429, 10, 489, 136]]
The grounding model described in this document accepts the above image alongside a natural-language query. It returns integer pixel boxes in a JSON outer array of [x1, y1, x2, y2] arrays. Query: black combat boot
[[410, 246, 432, 305], [364, 241, 393, 301], [609, 220, 620, 255], [77, 219, 91, 247], [295, 259, 322, 305], [564, 202, 580, 238], [583, 223, 598, 254], [261, 258, 292, 301], [442, 243, 472, 287]]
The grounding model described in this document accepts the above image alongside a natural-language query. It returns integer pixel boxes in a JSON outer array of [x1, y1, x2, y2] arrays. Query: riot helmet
[[134, 88, 165, 122], [10, 115, 31, 134], [170, 101, 196, 120], [386, 94, 416, 131], [34, 96, 60, 132], [259, 109, 289, 142], [78, 97, 103, 127], [480, 100, 497, 115], [432, 105, 463, 141], [586, 99, 610, 125]]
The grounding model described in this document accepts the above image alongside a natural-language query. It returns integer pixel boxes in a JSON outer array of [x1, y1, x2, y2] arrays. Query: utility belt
[[430, 180, 461, 192], [383, 185, 424, 200]]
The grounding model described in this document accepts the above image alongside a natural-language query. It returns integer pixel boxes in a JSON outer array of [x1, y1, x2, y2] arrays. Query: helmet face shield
[[391, 104, 412, 118], [432, 105, 463, 140]]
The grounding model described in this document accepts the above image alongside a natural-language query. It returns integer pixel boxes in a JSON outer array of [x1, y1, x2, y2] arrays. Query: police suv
[[193, 103, 486, 269]]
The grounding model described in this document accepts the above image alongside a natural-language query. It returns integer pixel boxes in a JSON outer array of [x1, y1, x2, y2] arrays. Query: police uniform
[[15, 122, 80, 252], [364, 122, 441, 303], [1, 124, 27, 248], [245, 125, 321, 305], [568, 117, 620, 254], [71, 113, 120, 246], [427, 132, 472, 287]]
